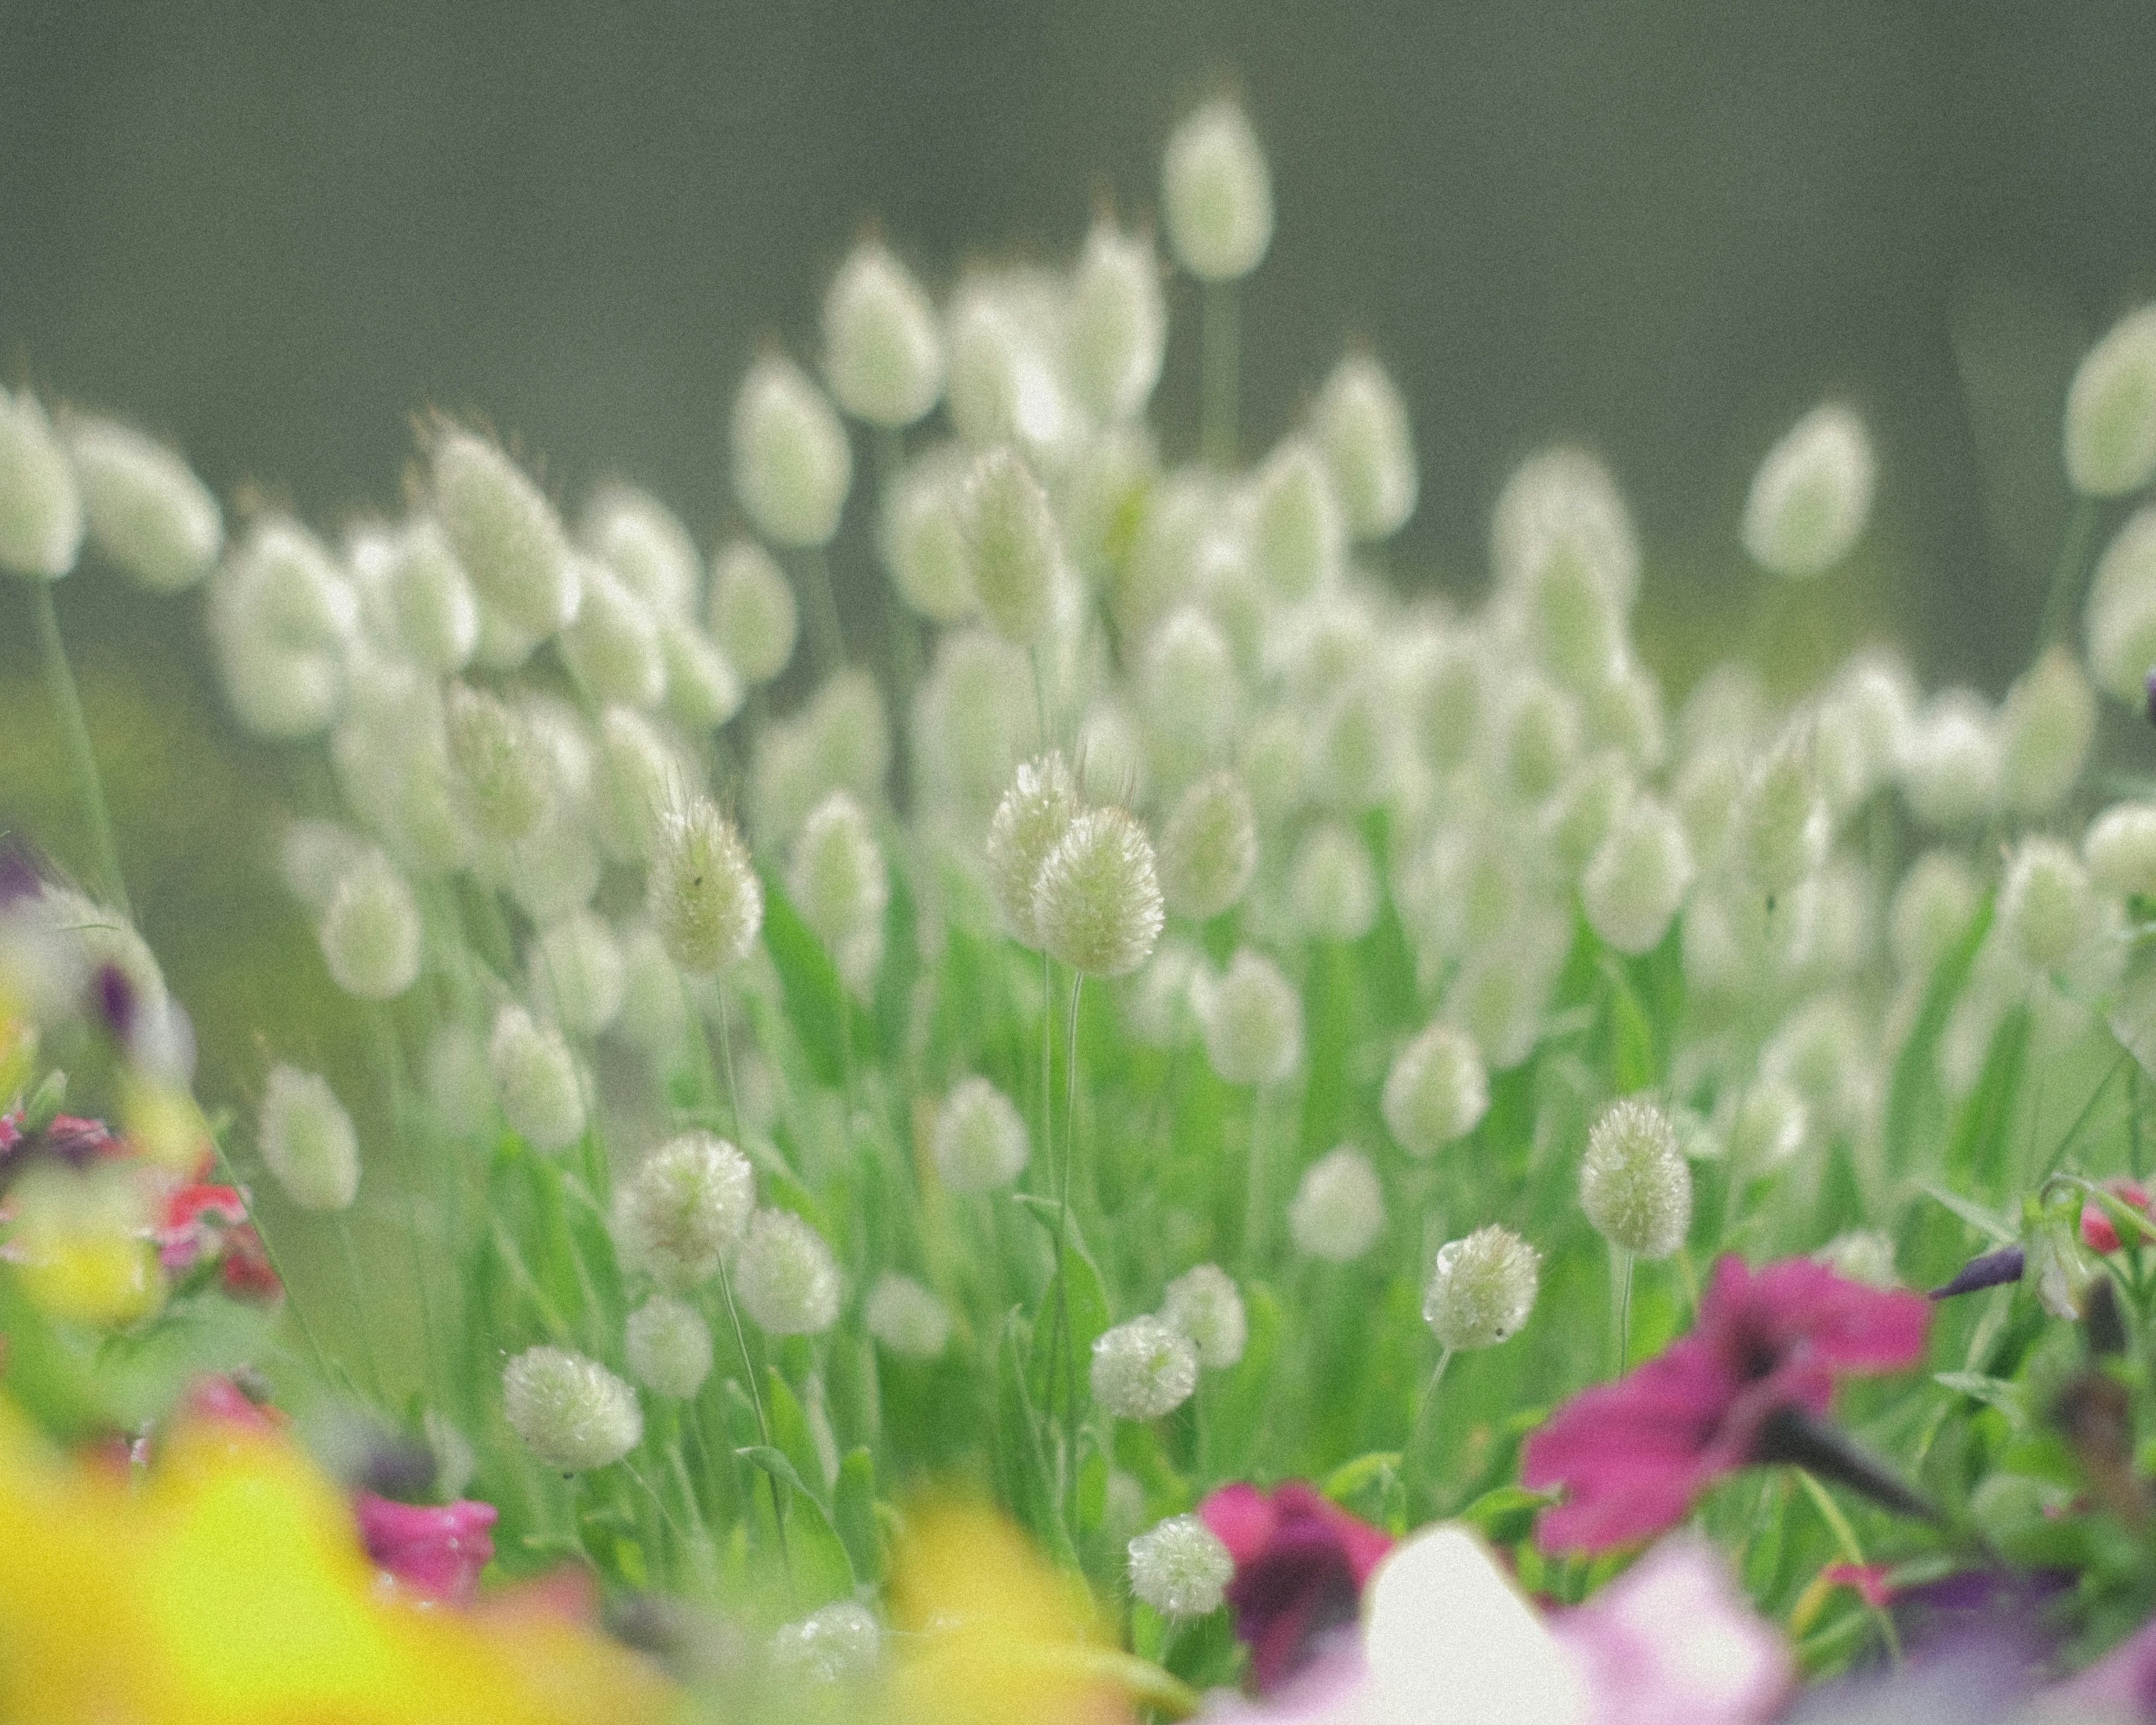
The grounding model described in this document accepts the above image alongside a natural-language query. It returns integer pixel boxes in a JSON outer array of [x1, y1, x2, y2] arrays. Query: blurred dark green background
[[3, 0, 2154, 1119]]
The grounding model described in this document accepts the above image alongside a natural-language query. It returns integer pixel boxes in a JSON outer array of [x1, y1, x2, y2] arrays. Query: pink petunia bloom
[[1201, 1481, 1393, 1692], [355, 1491, 499, 1605], [1521, 1255, 1929, 1552]]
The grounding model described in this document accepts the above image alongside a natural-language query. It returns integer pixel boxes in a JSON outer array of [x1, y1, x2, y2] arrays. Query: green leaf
[[1918, 1182, 2020, 1247], [1320, 1450, 1401, 1504], [757, 866, 879, 1087], [1028, 1238, 1112, 1421], [764, 1367, 828, 1507], [737, 1444, 814, 1499], [995, 1309, 1077, 1568], [1206, 1282, 1283, 1478], [834, 1446, 885, 1584]]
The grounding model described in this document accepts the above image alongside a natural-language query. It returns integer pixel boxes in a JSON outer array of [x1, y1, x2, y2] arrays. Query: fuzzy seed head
[[1582, 794, 1694, 957], [823, 240, 944, 429], [259, 1064, 360, 1212], [985, 752, 1081, 947], [1543, 751, 1634, 877], [880, 451, 977, 624], [1888, 850, 1980, 979], [2000, 836, 2098, 974], [1249, 439, 1345, 602], [2086, 508, 2156, 704], [1517, 536, 1624, 692], [1289, 1146, 1385, 1261], [561, 556, 666, 710], [733, 355, 852, 549], [614, 1131, 755, 1289], [2066, 304, 2156, 498], [1423, 1225, 1540, 1351], [528, 911, 627, 1038], [582, 483, 699, 619], [1382, 1021, 1490, 1157], [1495, 678, 1581, 803], [431, 430, 577, 639], [0, 386, 82, 579], [789, 791, 888, 950], [378, 519, 478, 672], [63, 415, 221, 591], [736, 1208, 842, 1336], [318, 850, 422, 1002], [1289, 823, 1380, 943], [445, 684, 550, 841], [624, 1295, 714, 1400], [1158, 772, 1258, 920], [1901, 693, 1999, 829], [1197, 947, 1302, 1085], [1726, 1079, 1808, 1172], [708, 539, 799, 686], [944, 272, 1077, 459], [502, 1345, 641, 1473], [1998, 646, 2095, 815], [1315, 353, 1418, 541], [1492, 445, 1641, 613], [2086, 803, 2156, 900], [1159, 1262, 1246, 1370], [933, 1075, 1030, 1192], [1582, 1098, 1692, 1259], [1067, 220, 1166, 423], [1741, 404, 1875, 578], [1162, 98, 1273, 282], [865, 1272, 952, 1358], [1140, 606, 1239, 785], [659, 617, 744, 732], [1128, 1514, 1234, 1618], [1090, 1315, 1199, 1421], [648, 797, 761, 976], [1407, 631, 1488, 774], [1034, 806, 1165, 978], [966, 447, 1062, 647], [1734, 731, 1828, 895], [488, 1005, 587, 1152]]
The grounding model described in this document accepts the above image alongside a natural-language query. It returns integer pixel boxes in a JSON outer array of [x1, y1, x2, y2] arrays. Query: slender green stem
[[30, 581, 130, 918], [716, 1254, 791, 1573], [1405, 1346, 1455, 1475], [714, 982, 745, 1143], [373, 1007, 441, 1400], [209, 1133, 336, 1385], [334, 1213, 389, 1404], [1200, 282, 1240, 470], [1028, 644, 1052, 756], [2034, 496, 2099, 654], [1614, 1246, 1636, 1376], [1243, 1087, 1269, 1268], [797, 545, 846, 677]]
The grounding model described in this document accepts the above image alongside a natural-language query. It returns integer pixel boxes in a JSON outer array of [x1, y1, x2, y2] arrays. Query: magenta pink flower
[[1521, 1255, 1929, 1552], [1200, 1481, 1393, 1691], [355, 1492, 499, 1605]]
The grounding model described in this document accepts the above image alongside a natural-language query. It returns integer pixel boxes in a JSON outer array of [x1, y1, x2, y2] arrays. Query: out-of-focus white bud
[[1492, 677, 1581, 804], [2086, 506, 2156, 704], [1196, 947, 1302, 1085], [1091, 1315, 1199, 1420], [613, 1131, 755, 1289], [209, 518, 355, 740], [823, 239, 944, 430], [1076, 700, 1148, 809], [933, 1075, 1029, 1192], [1383, 1021, 1490, 1157], [1305, 683, 1396, 816], [707, 539, 798, 687], [944, 272, 1079, 462], [1900, 691, 1998, 829], [1128, 1514, 1234, 1619], [1289, 823, 1379, 943], [1289, 1145, 1384, 1262], [1583, 795, 1693, 957], [1449, 918, 1566, 1071], [648, 797, 762, 976], [489, 1005, 586, 1151], [1160, 1262, 1246, 1370], [1724, 1079, 1807, 1174], [1423, 1225, 1540, 1351], [1158, 772, 1258, 920], [1674, 745, 1745, 871], [657, 617, 743, 732], [1140, 605, 1239, 787], [2087, 803, 2156, 900], [1542, 751, 1633, 878], [374, 519, 478, 673], [880, 449, 976, 625], [1492, 445, 1640, 613], [1162, 98, 1273, 282], [866, 1272, 952, 1358], [1740, 403, 1875, 578], [595, 705, 685, 862], [985, 752, 1080, 947], [626, 1295, 713, 1399], [733, 354, 852, 549], [2064, 304, 2156, 498], [582, 483, 699, 620], [445, 683, 549, 841], [966, 446, 1062, 647], [1314, 353, 1417, 541], [1514, 533, 1624, 692], [1997, 646, 2095, 815], [1246, 439, 1345, 603], [1035, 806, 1165, 978], [503, 1346, 641, 1472], [1888, 850, 1980, 979], [431, 429, 578, 640], [468, 591, 542, 670], [1732, 729, 1828, 894], [527, 911, 626, 1038], [279, 819, 369, 916], [259, 1064, 360, 1212], [1581, 1097, 1691, 1260], [426, 1024, 498, 1140], [63, 414, 221, 591], [771, 1603, 881, 1686], [736, 1208, 841, 1335], [561, 556, 666, 710], [1404, 629, 1488, 775], [1122, 938, 1202, 1050], [0, 386, 82, 579], [909, 627, 1039, 828], [1586, 662, 1669, 779], [1068, 219, 1166, 425], [2000, 836, 2098, 974], [318, 850, 422, 1002], [789, 791, 887, 948]]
